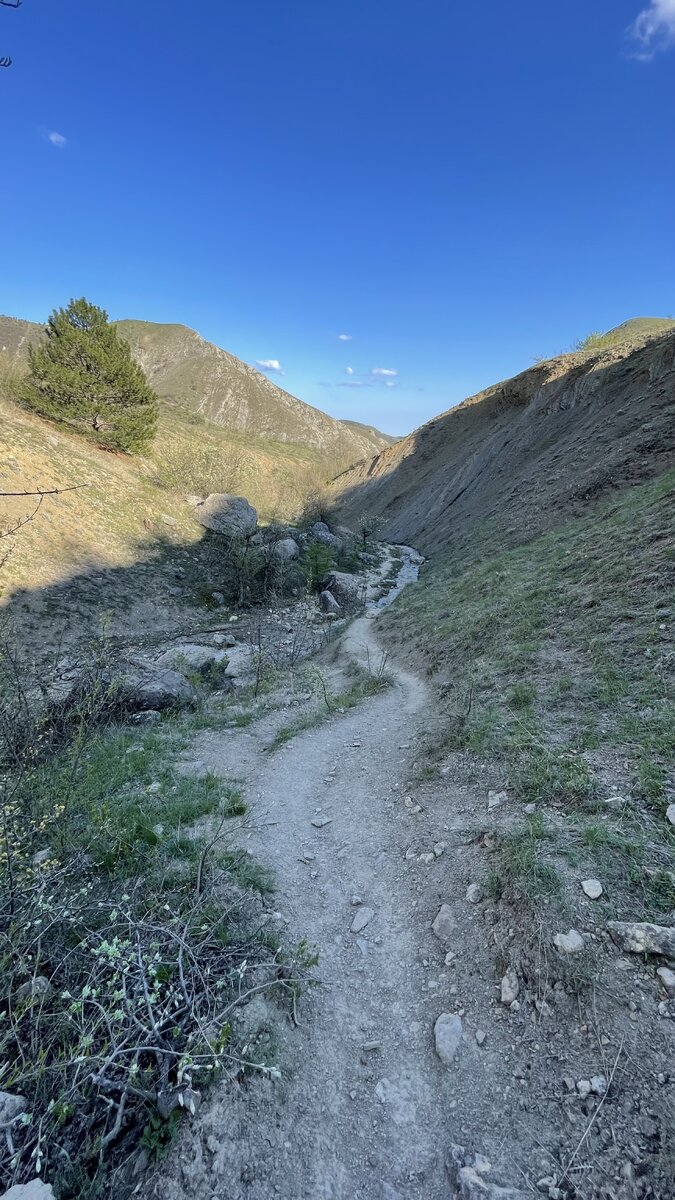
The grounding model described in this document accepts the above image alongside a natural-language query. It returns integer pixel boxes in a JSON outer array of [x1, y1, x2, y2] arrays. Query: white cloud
[[337, 379, 371, 388], [338, 333, 352, 341], [345, 366, 354, 375], [385, 380, 398, 388], [628, 0, 675, 57], [256, 358, 284, 375], [48, 131, 67, 148], [371, 367, 398, 378]]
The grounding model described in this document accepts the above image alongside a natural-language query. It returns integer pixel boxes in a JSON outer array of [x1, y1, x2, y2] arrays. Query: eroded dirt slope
[[331, 327, 675, 563]]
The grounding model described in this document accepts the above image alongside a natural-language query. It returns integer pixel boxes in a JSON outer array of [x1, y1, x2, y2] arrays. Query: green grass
[[383, 469, 675, 921]]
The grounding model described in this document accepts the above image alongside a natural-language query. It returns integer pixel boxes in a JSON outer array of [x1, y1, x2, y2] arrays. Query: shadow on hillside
[[332, 332, 675, 564], [2, 526, 259, 664]]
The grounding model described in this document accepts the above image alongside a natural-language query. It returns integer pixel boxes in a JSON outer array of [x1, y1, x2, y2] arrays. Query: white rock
[[475, 1029, 486, 1046], [553, 929, 586, 955], [576, 1079, 592, 1098], [487, 789, 507, 811], [419, 852, 435, 865], [1, 1184, 56, 1200], [466, 883, 483, 904], [350, 907, 374, 934], [657, 966, 675, 997], [666, 804, 675, 827], [524, 803, 536, 815], [433, 842, 447, 857], [500, 968, 519, 1005], [581, 879, 603, 899], [0, 1091, 27, 1127], [590, 1074, 608, 1096], [433, 1012, 463, 1065], [432, 904, 456, 943], [350, 895, 363, 906]]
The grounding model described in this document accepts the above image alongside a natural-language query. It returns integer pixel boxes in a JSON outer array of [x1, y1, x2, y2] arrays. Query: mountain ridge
[[0, 314, 395, 473]]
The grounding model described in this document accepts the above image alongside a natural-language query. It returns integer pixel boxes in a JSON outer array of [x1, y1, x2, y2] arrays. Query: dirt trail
[[151, 613, 478, 1199]]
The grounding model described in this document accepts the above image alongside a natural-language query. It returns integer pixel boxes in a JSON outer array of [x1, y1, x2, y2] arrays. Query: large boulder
[[196, 494, 258, 539], [1, 1184, 56, 1200], [323, 570, 363, 605], [311, 522, 343, 553], [319, 590, 341, 614], [272, 537, 300, 562], [155, 643, 229, 680], [116, 666, 197, 711]]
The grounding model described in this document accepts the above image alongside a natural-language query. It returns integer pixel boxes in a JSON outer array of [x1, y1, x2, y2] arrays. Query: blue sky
[[1, 0, 674, 435]]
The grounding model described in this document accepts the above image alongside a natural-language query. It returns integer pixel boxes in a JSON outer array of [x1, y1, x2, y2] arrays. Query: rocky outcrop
[[322, 570, 362, 605], [155, 643, 229, 680]]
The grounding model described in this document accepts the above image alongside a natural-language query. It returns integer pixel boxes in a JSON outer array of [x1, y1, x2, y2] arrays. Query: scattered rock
[[524, 803, 536, 815], [446, 1144, 528, 1199], [500, 968, 519, 1005], [581, 879, 603, 899], [196, 494, 258, 539], [350, 895, 363, 906], [211, 591, 225, 606], [432, 904, 456, 943], [576, 1079, 591, 1098], [607, 921, 675, 957], [553, 929, 586, 955], [310, 523, 343, 553], [475, 1029, 487, 1046], [434, 1013, 463, 1065], [487, 790, 507, 811], [310, 817, 332, 828], [419, 852, 435, 865], [666, 804, 675, 827], [31, 848, 52, 867], [433, 842, 447, 857], [466, 883, 482, 904], [591, 1074, 608, 1096], [350, 907, 374, 933], [656, 966, 675, 997]]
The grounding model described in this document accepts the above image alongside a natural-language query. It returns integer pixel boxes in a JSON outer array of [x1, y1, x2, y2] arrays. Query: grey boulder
[[311, 522, 343, 553], [323, 570, 362, 605], [319, 590, 341, 614], [446, 1144, 528, 1199], [608, 921, 675, 957], [155, 643, 229, 679], [1, 1186, 56, 1200], [117, 666, 197, 711], [272, 537, 300, 562], [196, 494, 258, 539]]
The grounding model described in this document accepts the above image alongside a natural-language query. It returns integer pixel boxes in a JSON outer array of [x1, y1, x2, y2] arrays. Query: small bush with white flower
[[0, 644, 315, 1198]]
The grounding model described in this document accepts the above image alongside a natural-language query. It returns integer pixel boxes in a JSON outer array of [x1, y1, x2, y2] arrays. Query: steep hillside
[[332, 321, 675, 562]]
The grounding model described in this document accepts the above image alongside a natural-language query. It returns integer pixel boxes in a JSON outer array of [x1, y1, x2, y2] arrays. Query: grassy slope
[[383, 469, 675, 920]]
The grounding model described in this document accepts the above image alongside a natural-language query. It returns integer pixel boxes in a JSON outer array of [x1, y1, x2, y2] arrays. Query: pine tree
[[23, 298, 159, 453]]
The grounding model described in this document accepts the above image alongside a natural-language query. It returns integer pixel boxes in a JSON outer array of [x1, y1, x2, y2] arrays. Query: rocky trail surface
[[145, 566, 674, 1200]]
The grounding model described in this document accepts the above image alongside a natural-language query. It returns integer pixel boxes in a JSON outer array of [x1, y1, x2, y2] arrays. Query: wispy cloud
[[338, 333, 352, 341], [371, 367, 398, 378], [48, 131, 67, 148], [627, 0, 675, 57], [345, 366, 354, 375], [385, 381, 398, 388], [337, 379, 372, 388], [256, 358, 284, 375]]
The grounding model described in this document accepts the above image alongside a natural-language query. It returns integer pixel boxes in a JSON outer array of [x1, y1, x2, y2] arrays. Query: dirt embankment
[[331, 330, 675, 564]]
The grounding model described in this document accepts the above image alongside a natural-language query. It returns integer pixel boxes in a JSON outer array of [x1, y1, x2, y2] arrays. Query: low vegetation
[[386, 469, 675, 921], [0, 642, 313, 1198]]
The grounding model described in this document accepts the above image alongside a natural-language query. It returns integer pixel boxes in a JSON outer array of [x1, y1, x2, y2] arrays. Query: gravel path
[[150, 613, 469, 1199]]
